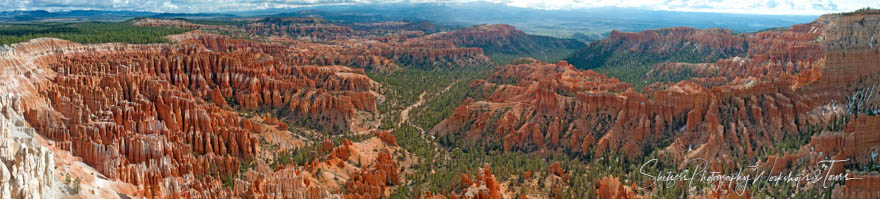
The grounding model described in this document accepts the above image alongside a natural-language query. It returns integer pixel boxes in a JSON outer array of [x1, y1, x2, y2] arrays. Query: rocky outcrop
[[282, 40, 402, 72], [246, 17, 358, 40], [434, 10, 880, 170], [249, 26, 490, 70], [566, 27, 747, 70], [39, 33, 379, 132], [1, 32, 384, 197], [1, 37, 144, 199], [659, 10, 880, 165], [0, 95, 57, 199], [319, 38, 489, 69], [450, 164, 502, 199], [4, 8, 878, 199], [739, 114, 880, 198], [805, 9, 880, 108], [240, 167, 333, 199], [424, 24, 585, 55], [343, 150, 400, 198], [374, 130, 398, 147], [609, 27, 745, 54], [246, 17, 431, 43], [548, 162, 565, 177], [431, 60, 685, 159], [595, 176, 637, 199], [832, 173, 880, 198], [133, 18, 228, 30], [647, 21, 826, 86], [350, 21, 437, 35], [137, 17, 496, 70]]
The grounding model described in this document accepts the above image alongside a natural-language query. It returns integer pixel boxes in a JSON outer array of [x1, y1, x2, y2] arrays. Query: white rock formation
[[0, 94, 57, 199]]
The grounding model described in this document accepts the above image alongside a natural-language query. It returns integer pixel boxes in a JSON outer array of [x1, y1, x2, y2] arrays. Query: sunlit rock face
[[234, 17, 494, 70], [434, 164, 502, 199], [0, 31, 389, 197], [432, 10, 880, 176], [431, 59, 670, 159], [0, 15, 528, 197], [1, 7, 878, 199], [605, 27, 747, 60], [0, 95, 57, 199]]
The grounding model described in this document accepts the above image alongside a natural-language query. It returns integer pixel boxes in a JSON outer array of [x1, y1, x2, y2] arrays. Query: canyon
[[0, 8, 877, 199], [434, 9, 880, 198]]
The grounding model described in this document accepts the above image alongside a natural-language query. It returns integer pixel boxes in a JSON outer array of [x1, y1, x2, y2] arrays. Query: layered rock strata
[[0, 95, 57, 199], [1, 32, 386, 197], [433, 10, 880, 170]]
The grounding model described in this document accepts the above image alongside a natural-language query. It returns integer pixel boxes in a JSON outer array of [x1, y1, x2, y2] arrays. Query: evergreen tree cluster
[[0, 22, 190, 45]]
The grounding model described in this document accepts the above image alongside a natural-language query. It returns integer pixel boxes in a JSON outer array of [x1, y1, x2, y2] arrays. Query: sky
[[0, 0, 877, 15]]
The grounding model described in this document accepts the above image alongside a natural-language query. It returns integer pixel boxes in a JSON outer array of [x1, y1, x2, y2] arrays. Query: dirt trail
[[397, 91, 427, 128], [397, 80, 459, 129]]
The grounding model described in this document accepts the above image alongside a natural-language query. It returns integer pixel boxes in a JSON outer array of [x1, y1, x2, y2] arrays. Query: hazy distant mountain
[[234, 2, 817, 38]]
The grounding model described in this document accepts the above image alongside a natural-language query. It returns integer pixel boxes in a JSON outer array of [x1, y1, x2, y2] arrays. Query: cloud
[[0, 0, 877, 15]]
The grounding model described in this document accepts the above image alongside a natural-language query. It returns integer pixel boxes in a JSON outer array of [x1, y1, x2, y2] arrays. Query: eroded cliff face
[[321, 37, 489, 69], [245, 17, 359, 40], [232, 17, 493, 69], [755, 10, 880, 198], [423, 24, 585, 55], [607, 27, 746, 59], [647, 21, 826, 88], [658, 10, 880, 170], [594, 176, 637, 199], [430, 58, 744, 160], [565, 27, 748, 70], [0, 14, 564, 198], [0, 95, 58, 199], [808, 10, 880, 110], [343, 150, 401, 199], [140, 18, 493, 72], [440, 164, 503, 199], [0, 31, 407, 197], [134, 18, 231, 30], [432, 59, 674, 159], [3, 8, 878, 199], [432, 10, 880, 192]]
